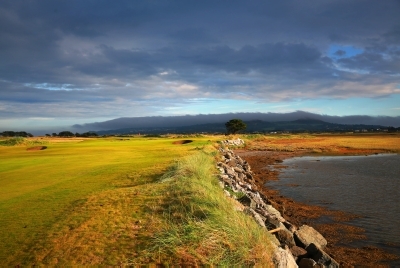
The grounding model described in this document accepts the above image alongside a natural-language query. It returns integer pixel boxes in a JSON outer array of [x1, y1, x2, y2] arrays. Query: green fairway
[[0, 137, 214, 265]]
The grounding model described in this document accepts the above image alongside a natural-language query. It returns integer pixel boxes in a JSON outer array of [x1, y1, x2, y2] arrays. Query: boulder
[[245, 208, 266, 228], [283, 221, 298, 233], [265, 205, 286, 222], [290, 246, 308, 260], [298, 258, 318, 268], [238, 194, 252, 206], [306, 243, 339, 268], [275, 228, 296, 248], [233, 166, 243, 173], [294, 225, 327, 249], [264, 215, 282, 230], [236, 156, 244, 165], [227, 159, 237, 167], [273, 247, 298, 268], [225, 167, 236, 176]]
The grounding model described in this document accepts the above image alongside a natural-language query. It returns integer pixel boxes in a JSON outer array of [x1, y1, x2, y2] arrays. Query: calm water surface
[[267, 154, 400, 257]]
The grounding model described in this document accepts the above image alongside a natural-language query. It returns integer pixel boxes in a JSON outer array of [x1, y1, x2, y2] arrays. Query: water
[[267, 153, 400, 257]]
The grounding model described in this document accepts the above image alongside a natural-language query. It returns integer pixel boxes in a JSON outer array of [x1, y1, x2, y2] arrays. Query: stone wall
[[217, 143, 339, 268]]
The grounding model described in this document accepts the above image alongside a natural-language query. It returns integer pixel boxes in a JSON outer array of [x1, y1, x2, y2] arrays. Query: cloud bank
[[0, 0, 399, 127]]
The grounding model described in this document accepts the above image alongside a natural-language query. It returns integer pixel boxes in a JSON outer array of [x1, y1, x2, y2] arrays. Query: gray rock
[[264, 215, 282, 230], [225, 167, 236, 176], [236, 156, 244, 165], [245, 184, 252, 191], [248, 192, 267, 208], [227, 159, 237, 167], [275, 228, 296, 248], [283, 221, 298, 233], [218, 174, 229, 180], [306, 243, 339, 268], [294, 225, 327, 249], [273, 247, 298, 268], [233, 166, 243, 173], [265, 205, 286, 222], [244, 208, 266, 227], [238, 194, 252, 206]]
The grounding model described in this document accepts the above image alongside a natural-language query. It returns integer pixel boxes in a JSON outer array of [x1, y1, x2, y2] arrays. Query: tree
[[225, 119, 247, 134], [58, 131, 75, 137]]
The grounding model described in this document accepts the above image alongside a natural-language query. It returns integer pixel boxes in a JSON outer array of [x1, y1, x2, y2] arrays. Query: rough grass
[[0, 137, 26, 146], [0, 137, 49, 146], [139, 149, 275, 266]]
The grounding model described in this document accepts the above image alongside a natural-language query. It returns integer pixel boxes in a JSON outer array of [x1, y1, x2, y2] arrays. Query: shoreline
[[234, 149, 400, 267]]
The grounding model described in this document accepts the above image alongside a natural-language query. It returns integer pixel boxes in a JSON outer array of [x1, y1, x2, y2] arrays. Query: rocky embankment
[[218, 139, 339, 268]]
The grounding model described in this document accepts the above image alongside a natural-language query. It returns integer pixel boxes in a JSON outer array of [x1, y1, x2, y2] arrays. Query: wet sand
[[234, 149, 400, 267]]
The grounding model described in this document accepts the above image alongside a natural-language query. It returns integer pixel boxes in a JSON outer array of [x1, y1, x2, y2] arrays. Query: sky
[[1, 0, 400, 134]]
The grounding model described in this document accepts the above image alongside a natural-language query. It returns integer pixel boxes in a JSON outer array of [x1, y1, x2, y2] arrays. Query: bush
[[0, 137, 26, 146]]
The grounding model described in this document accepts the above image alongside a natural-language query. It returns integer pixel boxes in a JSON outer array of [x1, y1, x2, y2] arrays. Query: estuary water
[[267, 153, 400, 257]]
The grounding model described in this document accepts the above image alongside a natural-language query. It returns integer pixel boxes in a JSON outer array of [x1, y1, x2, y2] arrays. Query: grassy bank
[[140, 149, 275, 266], [0, 136, 275, 266]]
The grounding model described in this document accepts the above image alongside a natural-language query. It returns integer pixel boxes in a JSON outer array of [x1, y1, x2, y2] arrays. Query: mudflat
[[235, 133, 400, 267]]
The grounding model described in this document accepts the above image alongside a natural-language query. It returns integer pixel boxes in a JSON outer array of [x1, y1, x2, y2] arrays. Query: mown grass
[[0, 137, 220, 265]]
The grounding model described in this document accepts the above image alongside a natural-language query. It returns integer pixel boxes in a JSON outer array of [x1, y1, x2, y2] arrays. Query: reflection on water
[[267, 154, 400, 257]]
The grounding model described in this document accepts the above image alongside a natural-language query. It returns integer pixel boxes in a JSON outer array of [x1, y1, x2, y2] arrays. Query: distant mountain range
[[72, 111, 400, 135], [95, 119, 397, 135]]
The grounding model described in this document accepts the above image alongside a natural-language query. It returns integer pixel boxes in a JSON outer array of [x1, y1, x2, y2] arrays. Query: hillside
[[95, 119, 390, 135]]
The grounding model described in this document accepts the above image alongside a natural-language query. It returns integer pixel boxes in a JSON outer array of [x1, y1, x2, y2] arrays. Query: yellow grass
[[0, 136, 218, 265], [245, 133, 400, 154]]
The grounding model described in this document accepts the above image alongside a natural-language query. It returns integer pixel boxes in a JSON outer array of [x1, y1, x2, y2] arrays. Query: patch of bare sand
[[172, 140, 193, 145], [26, 146, 47, 151]]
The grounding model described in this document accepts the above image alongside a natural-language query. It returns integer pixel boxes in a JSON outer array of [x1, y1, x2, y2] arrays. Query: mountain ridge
[[95, 119, 394, 135]]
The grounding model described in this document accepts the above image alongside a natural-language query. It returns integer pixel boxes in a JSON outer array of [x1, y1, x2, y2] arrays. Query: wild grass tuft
[[0, 137, 25, 146], [147, 148, 275, 266]]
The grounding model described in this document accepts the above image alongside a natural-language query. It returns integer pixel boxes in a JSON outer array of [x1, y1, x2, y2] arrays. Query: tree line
[[0, 131, 33, 137], [0, 131, 98, 137], [45, 131, 98, 137]]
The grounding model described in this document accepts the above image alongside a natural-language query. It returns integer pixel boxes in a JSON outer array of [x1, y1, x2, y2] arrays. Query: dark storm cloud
[[338, 47, 400, 75], [0, 0, 399, 121]]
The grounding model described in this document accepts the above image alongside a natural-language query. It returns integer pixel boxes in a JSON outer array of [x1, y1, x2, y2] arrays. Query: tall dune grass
[[142, 150, 275, 266]]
